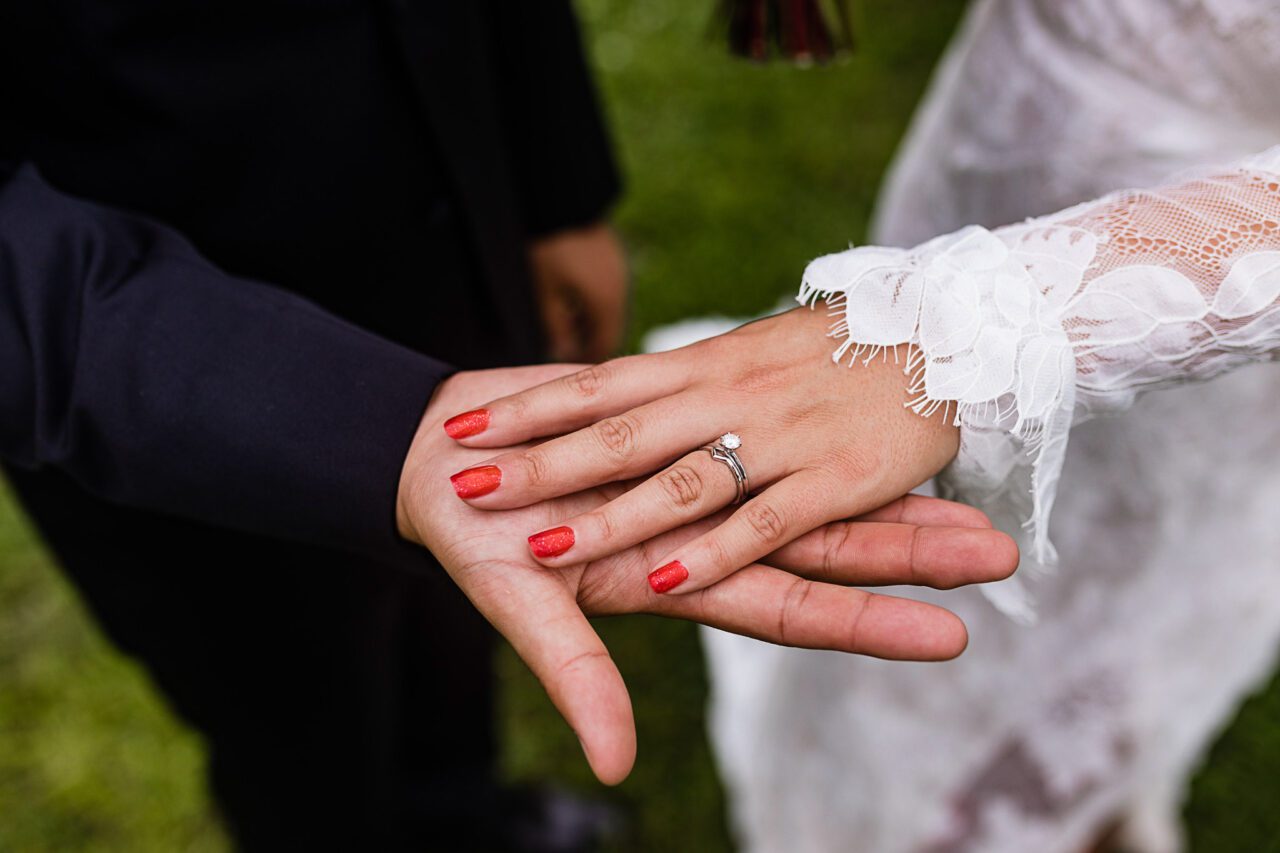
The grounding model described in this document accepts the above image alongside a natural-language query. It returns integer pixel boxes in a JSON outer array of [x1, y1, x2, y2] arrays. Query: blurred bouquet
[[717, 0, 854, 63]]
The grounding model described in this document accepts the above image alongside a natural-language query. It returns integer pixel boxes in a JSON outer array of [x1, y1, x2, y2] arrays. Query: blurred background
[[2, 0, 1279, 849]]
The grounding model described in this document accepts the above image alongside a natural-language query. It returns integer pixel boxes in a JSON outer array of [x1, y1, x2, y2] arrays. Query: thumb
[[497, 589, 636, 784]]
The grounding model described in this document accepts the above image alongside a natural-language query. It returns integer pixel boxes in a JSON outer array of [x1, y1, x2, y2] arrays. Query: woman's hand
[[400, 364, 1015, 784], [439, 308, 963, 594]]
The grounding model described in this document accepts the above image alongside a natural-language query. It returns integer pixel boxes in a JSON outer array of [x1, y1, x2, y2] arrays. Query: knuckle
[[907, 526, 932, 587], [829, 445, 879, 483], [567, 364, 610, 400], [820, 522, 857, 581], [504, 393, 530, 424], [520, 449, 552, 488], [592, 415, 640, 461], [701, 535, 733, 574], [658, 465, 704, 510], [691, 334, 727, 361], [744, 501, 787, 544], [554, 648, 610, 680], [781, 402, 824, 431], [776, 576, 811, 647], [843, 595, 870, 653], [735, 363, 786, 394], [591, 507, 618, 544]]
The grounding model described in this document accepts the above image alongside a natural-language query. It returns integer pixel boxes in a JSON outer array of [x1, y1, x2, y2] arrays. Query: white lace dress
[[695, 2, 1280, 851]]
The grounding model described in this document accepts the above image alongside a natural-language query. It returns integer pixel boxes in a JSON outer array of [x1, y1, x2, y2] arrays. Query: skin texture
[[529, 223, 629, 362], [445, 307, 963, 596], [397, 365, 1018, 785]]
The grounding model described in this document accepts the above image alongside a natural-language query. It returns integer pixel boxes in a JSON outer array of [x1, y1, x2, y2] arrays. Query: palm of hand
[[400, 365, 1013, 784], [401, 366, 677, 783]]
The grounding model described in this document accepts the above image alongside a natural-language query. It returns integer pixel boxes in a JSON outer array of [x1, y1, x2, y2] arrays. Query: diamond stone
[[721, 432, 742, 450]]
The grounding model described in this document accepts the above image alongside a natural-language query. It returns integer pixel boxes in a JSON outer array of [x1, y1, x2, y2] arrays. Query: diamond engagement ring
[[703, 432, 750, 504]]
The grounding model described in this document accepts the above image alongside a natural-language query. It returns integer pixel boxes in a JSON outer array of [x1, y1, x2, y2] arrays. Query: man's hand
[[529, 223, 628, 362], [397, 366, 1017, 785]]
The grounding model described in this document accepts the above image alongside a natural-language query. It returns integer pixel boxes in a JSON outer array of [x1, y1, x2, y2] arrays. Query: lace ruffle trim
[[798, 224, 1094, 621]]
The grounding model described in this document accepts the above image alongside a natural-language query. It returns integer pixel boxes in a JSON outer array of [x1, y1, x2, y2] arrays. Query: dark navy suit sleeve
[[488, 0, 622, 237], [0, 164, 449, 566]]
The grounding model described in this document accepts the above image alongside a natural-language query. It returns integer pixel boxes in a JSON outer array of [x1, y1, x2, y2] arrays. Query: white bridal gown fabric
[[693, 1, 1280, 851]]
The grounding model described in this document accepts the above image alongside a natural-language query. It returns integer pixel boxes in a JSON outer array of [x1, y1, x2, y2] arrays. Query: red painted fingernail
[[648, 561, 689, 594], [528, 526, 575, 559], [450, 465, 502, 499], [444, 409, 490, 439]]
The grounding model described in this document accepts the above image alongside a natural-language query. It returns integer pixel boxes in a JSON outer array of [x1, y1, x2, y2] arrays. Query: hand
[[399, 365, 1015, 784], [439, 307, 964, 595], [529, 222, 628, 362]]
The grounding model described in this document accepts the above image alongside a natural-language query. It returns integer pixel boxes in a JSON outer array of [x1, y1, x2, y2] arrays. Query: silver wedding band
[[702, 432, 749, 505]]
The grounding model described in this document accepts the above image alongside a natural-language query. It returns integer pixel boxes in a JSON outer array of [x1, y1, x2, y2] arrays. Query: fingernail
[[444, 409, 490, 439], [648, 560, 689, 594], [528, 526, 575, 559], [450, 465, 502, 499]]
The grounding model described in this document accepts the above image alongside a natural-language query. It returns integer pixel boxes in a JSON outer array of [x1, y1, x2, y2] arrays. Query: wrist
[[866, 341, 962, 476], [898, 343, 962, 467]]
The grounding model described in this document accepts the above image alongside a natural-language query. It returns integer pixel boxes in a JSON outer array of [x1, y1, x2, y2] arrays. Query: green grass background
[[1, 1, 1278, 850]]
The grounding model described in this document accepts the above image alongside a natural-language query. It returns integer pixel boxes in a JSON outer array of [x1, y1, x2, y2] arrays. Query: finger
[[653, 563, 969, 661], [540, 287, 580, 362], [442, 352, 695, 447], [477, 582, 636, 785], [582, 282, 627, 364], [428, 364, 589, 436], [526, 443, 771, 565], [854, 493, 993, 529], [450, 392, 726, 509], [648, 471, 834, 595], [767, 522, 1019, 588]]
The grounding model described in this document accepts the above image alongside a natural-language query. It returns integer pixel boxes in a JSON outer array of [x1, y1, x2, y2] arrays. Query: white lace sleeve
[[798, 146, 1280, 622]]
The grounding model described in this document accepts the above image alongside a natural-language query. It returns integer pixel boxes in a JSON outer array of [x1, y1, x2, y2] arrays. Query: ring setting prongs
[[703, 432, 749, 504]]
